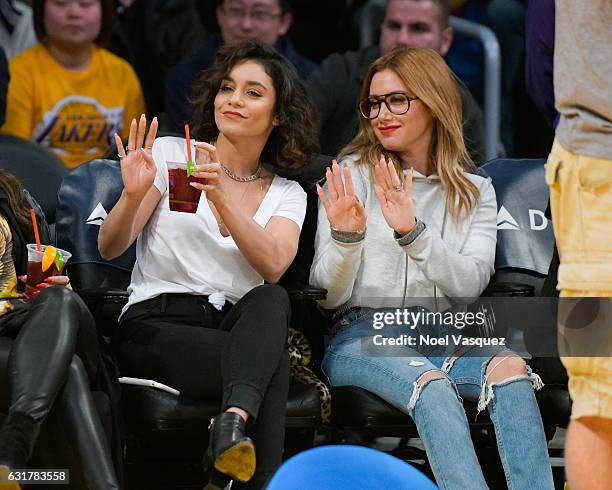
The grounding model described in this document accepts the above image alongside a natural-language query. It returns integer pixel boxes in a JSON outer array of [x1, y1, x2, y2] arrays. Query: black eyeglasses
[[223, 6, 283, 23], [359, 92, 419, 120]]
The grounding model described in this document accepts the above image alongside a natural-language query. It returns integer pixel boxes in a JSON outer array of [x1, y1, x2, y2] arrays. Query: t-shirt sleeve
[[152, 139, 168, 194], [0, 55, 34, 139], [273, 180, 307, 230]]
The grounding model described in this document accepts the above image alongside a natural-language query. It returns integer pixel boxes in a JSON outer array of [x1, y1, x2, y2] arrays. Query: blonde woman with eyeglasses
[[310, 47, 554, 489]]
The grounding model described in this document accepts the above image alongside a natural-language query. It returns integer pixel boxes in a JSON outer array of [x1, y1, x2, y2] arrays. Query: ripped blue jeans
[[322, 308, 554, 490]]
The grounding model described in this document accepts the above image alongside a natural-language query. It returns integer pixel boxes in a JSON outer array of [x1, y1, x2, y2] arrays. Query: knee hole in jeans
[[417, 370, 450, 386], [485, 353, 527, 384], [408, 370, 453, 412]]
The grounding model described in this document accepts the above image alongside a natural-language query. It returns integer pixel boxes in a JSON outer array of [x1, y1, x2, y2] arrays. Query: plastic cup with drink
[[167, 161, 207, 213], [25, 244, 72, 300], [167, 124, 206, 213]]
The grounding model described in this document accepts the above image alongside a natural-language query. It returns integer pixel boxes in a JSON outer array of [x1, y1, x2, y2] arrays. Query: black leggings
[[115, 284, 291, 487], [0, 286, 119, 489]]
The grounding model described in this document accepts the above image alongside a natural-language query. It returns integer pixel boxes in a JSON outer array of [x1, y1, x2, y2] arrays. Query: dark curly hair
[[0, 170, 34, 244], [190, 40, 319, 169]]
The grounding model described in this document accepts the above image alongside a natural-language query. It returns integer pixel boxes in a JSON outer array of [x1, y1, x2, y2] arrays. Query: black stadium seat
[[0, 134, 68, 224]]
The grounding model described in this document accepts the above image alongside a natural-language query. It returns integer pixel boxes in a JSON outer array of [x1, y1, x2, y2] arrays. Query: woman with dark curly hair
[[98, 40, 318, 489]]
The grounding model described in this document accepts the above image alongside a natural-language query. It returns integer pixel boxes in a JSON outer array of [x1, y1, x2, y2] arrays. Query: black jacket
[[307, 45, 486, 164], [108, 0, 207, 117], [0, 46, 8, 127]]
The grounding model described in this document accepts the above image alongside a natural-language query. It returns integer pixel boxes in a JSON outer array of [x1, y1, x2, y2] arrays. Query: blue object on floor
[[266, 445, 438, 489]]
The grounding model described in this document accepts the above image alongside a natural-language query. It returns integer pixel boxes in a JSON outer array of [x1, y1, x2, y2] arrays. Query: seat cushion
[[536, 385, 571, 429], [122, 380, 321, 432]]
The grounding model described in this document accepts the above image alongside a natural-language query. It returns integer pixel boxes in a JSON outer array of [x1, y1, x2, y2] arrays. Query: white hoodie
[[309, 155, 498, 311]]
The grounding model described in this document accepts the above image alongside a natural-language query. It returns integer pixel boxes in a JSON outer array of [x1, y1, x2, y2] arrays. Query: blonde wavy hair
[[339, 47, 479, 222]]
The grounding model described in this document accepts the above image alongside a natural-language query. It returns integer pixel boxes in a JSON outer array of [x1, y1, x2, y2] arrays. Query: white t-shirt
[[122, 136, 307, 314]]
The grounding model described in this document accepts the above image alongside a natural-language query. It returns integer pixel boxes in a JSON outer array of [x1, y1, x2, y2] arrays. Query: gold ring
[[127, 146, 135, 152], [145, 146, 153, 150], [394, 185, 403, 192], [118, 154, 126, 159]]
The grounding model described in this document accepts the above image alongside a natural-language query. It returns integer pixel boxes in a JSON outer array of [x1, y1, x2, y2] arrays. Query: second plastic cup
[[167, 161, 206, 213], [26, 244, 72, 300]]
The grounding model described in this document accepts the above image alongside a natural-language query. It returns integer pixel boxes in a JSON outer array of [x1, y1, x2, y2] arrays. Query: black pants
[[115, 284, 291, 487], [0, 286, 120, 489]]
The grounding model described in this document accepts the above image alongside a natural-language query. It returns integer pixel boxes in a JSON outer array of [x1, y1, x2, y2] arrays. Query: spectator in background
[[446, 0, 528, 156], [524, 0, 556, 129], [482, 0, 526, 156], [545, 1, 612, 489], [165, 0, 316, 133], [0, 47, 7, 126], [0, 0, 145, 169], [307, 0, 485, 163], [0, 0, 37, 59], [284, 0, 365, 62], [108, 0, 207, 118]]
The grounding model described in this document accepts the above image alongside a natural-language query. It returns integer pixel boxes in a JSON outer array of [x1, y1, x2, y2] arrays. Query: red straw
[[30, 209, 41, 251], [184, 123, 192, 162]]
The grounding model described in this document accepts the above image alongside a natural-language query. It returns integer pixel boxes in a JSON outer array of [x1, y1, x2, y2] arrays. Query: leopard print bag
[[287, 327, 331, 424]]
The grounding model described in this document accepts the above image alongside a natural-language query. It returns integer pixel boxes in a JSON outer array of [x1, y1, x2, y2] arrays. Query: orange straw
[[30, 209, 41, 251], [185, 123, 192, 162]]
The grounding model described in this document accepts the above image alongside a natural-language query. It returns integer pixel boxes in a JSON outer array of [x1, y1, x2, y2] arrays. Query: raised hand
[[316, 160, 367, 232], [114, 115, 158, 199], [373, 155, 416, 235]]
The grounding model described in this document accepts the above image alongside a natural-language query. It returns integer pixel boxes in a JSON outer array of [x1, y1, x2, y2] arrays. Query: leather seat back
[[56, 159, 134, 291], [0, 134, 68, 224]]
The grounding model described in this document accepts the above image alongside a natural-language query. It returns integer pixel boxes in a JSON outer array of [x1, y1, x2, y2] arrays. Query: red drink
[[25, 244, 72, 300], [167, 162, 207, 213], [26, 261, 60, 299]]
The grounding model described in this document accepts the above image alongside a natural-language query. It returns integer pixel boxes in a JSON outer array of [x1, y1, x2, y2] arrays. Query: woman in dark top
[[0, 170, 120, 489]]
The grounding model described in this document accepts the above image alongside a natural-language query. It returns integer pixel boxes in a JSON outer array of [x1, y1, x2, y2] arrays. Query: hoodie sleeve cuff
[[394, 219, 426, 246], [331, 227, 366, 244]]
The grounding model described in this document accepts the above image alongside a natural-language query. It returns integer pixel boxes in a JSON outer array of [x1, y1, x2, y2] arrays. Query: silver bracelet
[[331, 227, 366, 243], [394, 219, 426, 246]]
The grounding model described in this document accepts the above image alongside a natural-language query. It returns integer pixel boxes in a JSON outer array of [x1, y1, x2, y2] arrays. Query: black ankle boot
[[203, 412, 256, 485], [0, 412, 40, 489], [202, 468, 232, 490]]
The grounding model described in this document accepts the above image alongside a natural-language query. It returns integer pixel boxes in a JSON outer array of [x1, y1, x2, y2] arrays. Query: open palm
[[373, 156, 416, 235], [317, 161, 366, 232], [115, 115, 158, 198]]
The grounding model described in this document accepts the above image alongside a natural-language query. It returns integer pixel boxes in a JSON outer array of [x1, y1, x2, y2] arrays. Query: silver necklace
[[220, 162, 262, 182]]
